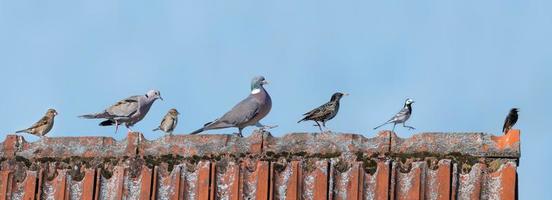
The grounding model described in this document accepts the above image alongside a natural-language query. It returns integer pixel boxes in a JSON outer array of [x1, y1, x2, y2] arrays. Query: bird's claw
[[259, 125, 278, 131], [233, 132, 244, 138]]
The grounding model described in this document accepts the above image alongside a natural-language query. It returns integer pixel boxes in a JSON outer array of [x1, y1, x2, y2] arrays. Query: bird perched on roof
[[16, 109, 58, 138], [79, 90, 163, 133], [298, 92, 348, 132], [153, 108, 179, 135], [190, 76, 273, 137], [373, 98, 415, 132], [502, 108, 519, 134]]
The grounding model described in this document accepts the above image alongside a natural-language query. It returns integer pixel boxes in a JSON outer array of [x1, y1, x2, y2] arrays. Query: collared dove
[[374, 98, 415, 131], [298, 92, 348, 132], [16, 108, 58, 138], [80, 90, 163, 133], [190, 76, 274, 137], [153, 108, 179, 135]]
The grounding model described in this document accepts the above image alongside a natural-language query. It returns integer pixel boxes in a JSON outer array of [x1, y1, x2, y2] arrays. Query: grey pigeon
[[373, 98, 415, 131], [502, 108, 519, 134], [80, 90, 163, 133], [190, 76, 273, 137], [298, 92, 348, 132], [153, 108, 179, 135], [16, 108, 58, 138]]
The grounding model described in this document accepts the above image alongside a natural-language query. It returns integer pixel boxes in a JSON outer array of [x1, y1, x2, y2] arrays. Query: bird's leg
[[126, 124, 134, 133], [314, 121, 323, 132], [392, 123, 396, 132], [322, 121, 331, 133], [114, 119, 119, 134], [233, 128, 244, 137], [403, 122, 415, 130]]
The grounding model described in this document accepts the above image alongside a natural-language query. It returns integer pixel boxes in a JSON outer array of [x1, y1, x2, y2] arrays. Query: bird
[[190, 76, 273, 137], [16, 108, 58, 138], [298, 92, 348, 132], [153, 108, 179, 135], [79, 90, 163, 133], [373, 98, 415, 132], [502, 108, 519, 134]]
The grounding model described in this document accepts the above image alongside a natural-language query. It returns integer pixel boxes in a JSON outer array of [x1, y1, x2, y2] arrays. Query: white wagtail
[[373, 98, 415, 132]]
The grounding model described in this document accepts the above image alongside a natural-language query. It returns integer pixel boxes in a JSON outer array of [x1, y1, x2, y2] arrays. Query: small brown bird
[[16, 109, 58, 138], [502, 108, 519, 134], [153, 108, 179, 134]]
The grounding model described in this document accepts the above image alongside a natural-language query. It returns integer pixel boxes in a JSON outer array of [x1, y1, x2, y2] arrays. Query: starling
[[374, 98, 415, 131], [298, 92, 348, 131], [190, 76, 274, 137], [153, 108, 180, 134], [502, 108, 519, 134], [16, 109, 58, 138]]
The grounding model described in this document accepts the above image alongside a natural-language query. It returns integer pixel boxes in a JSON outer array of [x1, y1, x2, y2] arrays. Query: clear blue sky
[[0, 0, 549, 198]]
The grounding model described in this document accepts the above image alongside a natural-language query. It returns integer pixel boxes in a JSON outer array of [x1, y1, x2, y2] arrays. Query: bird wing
[[388, 107, 409, 123], [27, 115, 51, 131], [106, 95, 140, 117], [207, 96, 261, 129], [303, 101, 336, 120], [502, 117, 511, 132], [160, 115, 174, 130]]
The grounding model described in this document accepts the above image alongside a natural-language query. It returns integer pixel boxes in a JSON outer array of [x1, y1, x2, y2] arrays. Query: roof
[[0, 129, 520, 199]]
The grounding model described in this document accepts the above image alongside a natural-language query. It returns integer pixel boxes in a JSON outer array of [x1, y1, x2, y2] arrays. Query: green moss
[[334, 159, 350, 173], [303, 159, 316, 173], [487, 159, 504, 173], [355, 152, 378, 175], [273, 163, 286, 173], [15, 156, 31, 168]]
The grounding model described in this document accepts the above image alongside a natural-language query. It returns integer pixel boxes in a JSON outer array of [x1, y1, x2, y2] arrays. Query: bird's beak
[[344, 93, 350, 96], [262, 80, 269, 85], [159, 96, 164, 101]]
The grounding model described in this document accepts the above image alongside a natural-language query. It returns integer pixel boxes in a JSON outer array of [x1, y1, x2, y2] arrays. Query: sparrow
[[16, 108, 58, 138], [374, 98, 415, 131], [502, 108, 519, 134], [153, 108, 179, 135], [298, 92, 348, 131]]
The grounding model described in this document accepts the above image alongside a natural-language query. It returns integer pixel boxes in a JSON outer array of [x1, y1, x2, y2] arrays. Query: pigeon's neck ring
[[251, 88, 261, 94]]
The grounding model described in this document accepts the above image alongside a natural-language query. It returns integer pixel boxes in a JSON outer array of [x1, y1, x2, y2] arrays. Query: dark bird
[[16, 109, 58, 138], [298, 92, 348, 131], [190, 76, 273, 137], [80, 90, 163, 133], [373, 98, 415, 131], [502, 108, 519, 134], [153, 108, 180, 135]]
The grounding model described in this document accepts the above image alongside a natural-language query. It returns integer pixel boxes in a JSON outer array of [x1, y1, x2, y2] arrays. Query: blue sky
[[1, 0, 550, 198]]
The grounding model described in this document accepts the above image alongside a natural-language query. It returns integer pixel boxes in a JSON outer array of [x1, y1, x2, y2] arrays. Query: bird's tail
[[373, 122, 388, 130], [79, 112, 108, 119], [189, 121, 215, 135], [152, 127, 160, 132], [15, 129, 28, 134], [189, 128, 204, 135], [297, 117, 307, 123], [99, 119, 115, 126]]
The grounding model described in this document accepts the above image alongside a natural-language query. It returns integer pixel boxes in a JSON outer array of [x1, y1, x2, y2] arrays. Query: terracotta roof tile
[[0, 129, 520, 199]]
